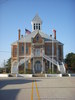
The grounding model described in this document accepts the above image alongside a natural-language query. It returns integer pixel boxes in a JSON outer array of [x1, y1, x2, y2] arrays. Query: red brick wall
[[12, 45, 17, 57], [33, 33, 43, 43], [58, 45, 63, 61], [26, 43, 31, 55], [45, 43, 58, 56]]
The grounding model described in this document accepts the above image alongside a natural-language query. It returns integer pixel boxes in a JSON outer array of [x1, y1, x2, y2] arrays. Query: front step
[[33, 74, 45, 77]]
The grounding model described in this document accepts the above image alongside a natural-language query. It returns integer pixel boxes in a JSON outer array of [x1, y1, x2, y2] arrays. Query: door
[[35, 61, 41, 73]]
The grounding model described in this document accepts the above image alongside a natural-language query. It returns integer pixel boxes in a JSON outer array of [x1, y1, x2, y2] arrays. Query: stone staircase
[[11, 55, 33, 74], [43, 54, 66, 74]]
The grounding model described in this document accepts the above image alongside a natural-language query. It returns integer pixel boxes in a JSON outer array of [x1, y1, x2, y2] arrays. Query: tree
[[5, 58, 11, 73], [65, 52, 75, 72]]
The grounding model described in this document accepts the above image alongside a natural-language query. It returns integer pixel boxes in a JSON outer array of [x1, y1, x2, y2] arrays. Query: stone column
[[11, 45, 13, 73], [42, 57, 43, 73], [49, 61, 51, 70], [17, 41, 19, 74], [61, 45, 63, 61], [33, 58, 35, 73], [24, 43, 26, 73], [52, 39, 54, 73], [56, 42, 58, 61]]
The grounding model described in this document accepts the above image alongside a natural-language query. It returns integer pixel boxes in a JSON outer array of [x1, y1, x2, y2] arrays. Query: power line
[[0, 51, 11, 53], [0, 51, 26, 53]]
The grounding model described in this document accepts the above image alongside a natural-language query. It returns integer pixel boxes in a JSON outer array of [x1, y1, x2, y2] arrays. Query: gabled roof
[[32, 14, 42, 23], [11, 30, 63, 45], [19, 30, 49, 42]]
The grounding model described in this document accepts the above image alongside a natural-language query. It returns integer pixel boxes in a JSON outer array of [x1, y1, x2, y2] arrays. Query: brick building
[[11, 15, 66, 74]]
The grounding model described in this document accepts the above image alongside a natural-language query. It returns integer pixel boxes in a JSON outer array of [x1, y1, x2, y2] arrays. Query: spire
[[32, 14, 42, 23]]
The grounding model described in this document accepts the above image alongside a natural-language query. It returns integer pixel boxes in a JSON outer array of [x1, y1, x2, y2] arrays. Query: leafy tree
[[71, 55, 75, 69], [5, 58, 11, 73], [65, 52, 75, 72]]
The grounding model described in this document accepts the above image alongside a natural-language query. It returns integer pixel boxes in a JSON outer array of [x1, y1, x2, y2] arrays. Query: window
[[46, 46, 50, 55], [39, 24, 40, 30], [14, 48, 17, 56], [36, 35, 39, 41], [26, 44, 29, 54], [21, 44, 24, 54], [34, 23, 40, 30], [36, 23, 38, 29], [34, 24, 35, 30], [35, 49, 40, 56]]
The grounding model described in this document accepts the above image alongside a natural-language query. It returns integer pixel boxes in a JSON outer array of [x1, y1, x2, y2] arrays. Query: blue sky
[[0, 0, 75, 67]]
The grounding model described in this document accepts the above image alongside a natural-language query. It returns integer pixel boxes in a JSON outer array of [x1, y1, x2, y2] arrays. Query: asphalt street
[[0, 77, 75, 100]]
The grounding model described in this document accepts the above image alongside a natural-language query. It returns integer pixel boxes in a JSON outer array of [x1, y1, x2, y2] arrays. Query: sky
[[0, 0, 75, 67]]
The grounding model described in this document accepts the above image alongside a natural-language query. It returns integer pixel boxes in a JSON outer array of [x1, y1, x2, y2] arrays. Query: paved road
[[0, 77, 75, 100]]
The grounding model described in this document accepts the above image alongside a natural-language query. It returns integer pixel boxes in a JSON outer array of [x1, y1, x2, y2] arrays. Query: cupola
[[31, 14, 42, 31]]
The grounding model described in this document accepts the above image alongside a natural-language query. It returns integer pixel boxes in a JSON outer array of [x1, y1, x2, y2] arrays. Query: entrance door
[[35, 61, 41, 73]]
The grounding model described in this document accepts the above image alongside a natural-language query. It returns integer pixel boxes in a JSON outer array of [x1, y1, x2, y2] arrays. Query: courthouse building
[[11, 15, 66, 74]]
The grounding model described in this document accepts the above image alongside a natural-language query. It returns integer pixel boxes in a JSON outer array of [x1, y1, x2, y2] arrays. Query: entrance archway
[[35, 61, 41, 73], [18, 64, 24, 74]]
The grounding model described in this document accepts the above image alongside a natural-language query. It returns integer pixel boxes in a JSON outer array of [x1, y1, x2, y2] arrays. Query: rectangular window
[[21, 45, 24, 54], [34, 24, 35, 30], [36, 23, 39, 29], [39, 24, 40, 30], [26, 44, 29, 54], [39, 25, 40, 30], [14, 48, 17, 56], [36, 25, 38, 29], [46, 46, 50, 55], [35, 49, 40, 56]]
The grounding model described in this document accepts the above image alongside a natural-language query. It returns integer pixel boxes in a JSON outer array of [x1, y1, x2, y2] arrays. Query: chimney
[[18, 29, 21, 40], [53, 29, 56, 39], [50, 34, 52, 39]]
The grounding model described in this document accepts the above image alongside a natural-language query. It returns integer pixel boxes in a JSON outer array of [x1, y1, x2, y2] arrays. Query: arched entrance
[[11, 61, 18, 74], [35, 61, 42, 73], [18, 64, 24, 74]]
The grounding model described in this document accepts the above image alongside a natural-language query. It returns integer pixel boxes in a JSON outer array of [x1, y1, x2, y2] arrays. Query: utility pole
[[4, 60, 6, 73]]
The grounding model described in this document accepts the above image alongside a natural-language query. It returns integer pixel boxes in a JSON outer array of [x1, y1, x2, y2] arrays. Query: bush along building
[[11, 14, 66, 74]]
